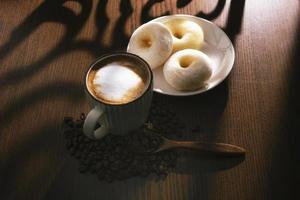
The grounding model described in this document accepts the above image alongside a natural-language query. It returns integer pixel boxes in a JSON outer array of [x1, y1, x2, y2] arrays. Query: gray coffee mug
[[83, 52, 153, 139]]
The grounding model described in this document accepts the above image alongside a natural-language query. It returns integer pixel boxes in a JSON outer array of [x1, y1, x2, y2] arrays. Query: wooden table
[[0, 0, 299, 199]]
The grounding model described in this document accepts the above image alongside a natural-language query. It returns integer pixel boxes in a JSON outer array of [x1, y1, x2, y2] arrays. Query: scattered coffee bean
[[63, 99, 182, 182]]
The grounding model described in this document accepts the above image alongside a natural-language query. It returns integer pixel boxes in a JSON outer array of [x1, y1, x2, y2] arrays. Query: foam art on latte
[[91, 62, 145, 104]]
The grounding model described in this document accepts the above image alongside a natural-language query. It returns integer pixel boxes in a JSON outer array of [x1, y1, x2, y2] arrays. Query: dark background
[[0, 0, 299, 199]]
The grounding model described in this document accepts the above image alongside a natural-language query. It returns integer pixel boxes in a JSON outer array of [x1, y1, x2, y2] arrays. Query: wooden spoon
[[144, 128, 245, 156]]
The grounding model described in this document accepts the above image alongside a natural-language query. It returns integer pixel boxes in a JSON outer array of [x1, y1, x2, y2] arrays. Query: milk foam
[[92, 62, 143, 103]]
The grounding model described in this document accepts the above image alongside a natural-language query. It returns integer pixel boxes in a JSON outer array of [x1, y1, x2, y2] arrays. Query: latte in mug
[[84, 53, 153, 139], [87, 61, 148, 105]]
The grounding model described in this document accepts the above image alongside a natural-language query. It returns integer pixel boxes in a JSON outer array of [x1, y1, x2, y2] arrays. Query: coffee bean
[[82, 158, 91, 166], [105, 175, 113, 183], [80, 113, 86, 120], [90, 165, 98, 174], [75, 152, 82, 159], [104, 136, 112, 144], [103, 160, 109, 167], [79, 164, 89, 173], [64, 129, 74, 138], [70, 148, 76, 156], [66, 140, 73, 149], [63, 100, 182, 182], [95, 162, 103, 171], [109, 155, 116, 162], [95, 154, 103, 161], [115, 146, 121, 153], [111, 163, 118, 171], [83, 137, 90, 143], [64, 116, 73, 122]]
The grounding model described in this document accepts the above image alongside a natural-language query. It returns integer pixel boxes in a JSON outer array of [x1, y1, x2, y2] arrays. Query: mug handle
[[83, 106, 109, 139]]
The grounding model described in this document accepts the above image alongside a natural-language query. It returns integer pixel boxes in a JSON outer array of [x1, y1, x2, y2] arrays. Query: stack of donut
[[127, 18, 213, 91]]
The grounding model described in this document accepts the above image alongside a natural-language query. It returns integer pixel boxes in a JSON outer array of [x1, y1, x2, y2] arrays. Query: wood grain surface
[[0, 0, 299, 199]]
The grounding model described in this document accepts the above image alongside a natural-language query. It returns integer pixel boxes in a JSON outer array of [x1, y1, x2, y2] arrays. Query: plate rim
[[149, 14, 235, 96]]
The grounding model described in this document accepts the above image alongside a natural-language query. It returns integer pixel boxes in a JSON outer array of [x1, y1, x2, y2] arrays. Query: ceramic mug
[[83, 52, 153, 139]]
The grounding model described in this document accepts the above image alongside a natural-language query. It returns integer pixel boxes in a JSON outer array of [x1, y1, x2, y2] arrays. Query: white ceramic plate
[[149, 15, 235, 96]]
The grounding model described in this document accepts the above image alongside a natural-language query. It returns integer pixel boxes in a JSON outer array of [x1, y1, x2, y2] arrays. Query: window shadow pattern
[[0, 1, 246, 198], [0, 0, 244, 91], [0, 0, 246, 176]]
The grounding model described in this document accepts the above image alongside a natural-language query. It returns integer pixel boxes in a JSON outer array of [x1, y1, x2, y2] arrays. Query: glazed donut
[[163, 18, 204, 53], [127, 22, 173, 69], [163, 49, 212, 91]]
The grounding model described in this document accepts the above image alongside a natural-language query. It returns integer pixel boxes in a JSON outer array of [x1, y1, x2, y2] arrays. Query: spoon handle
[[171, 141, 246, 156]]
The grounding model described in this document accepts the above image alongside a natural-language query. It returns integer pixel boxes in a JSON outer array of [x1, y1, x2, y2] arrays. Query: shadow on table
[[0, 0, 92, 87], [0, 0, 90, 60], [144, 2, 245, 198], [267, 20, 300, 199], [0, 0, 246, 199], [141, 0, 170, 23], [0, 0, 132, 89], [0, 81, 83, 131], [175, 151, 245, 174], [142, 0, 245, 139], [170, 151, 244, 200], [195, 0, 227, 20], [224, 0, 246, 44], [0, 125, 64, 200], [156, 80, 229, 141], [0, 0, 132, 132], [0, 0, 245, 133], [141, 0, 245, 44], [141, 0, 227, 23]]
